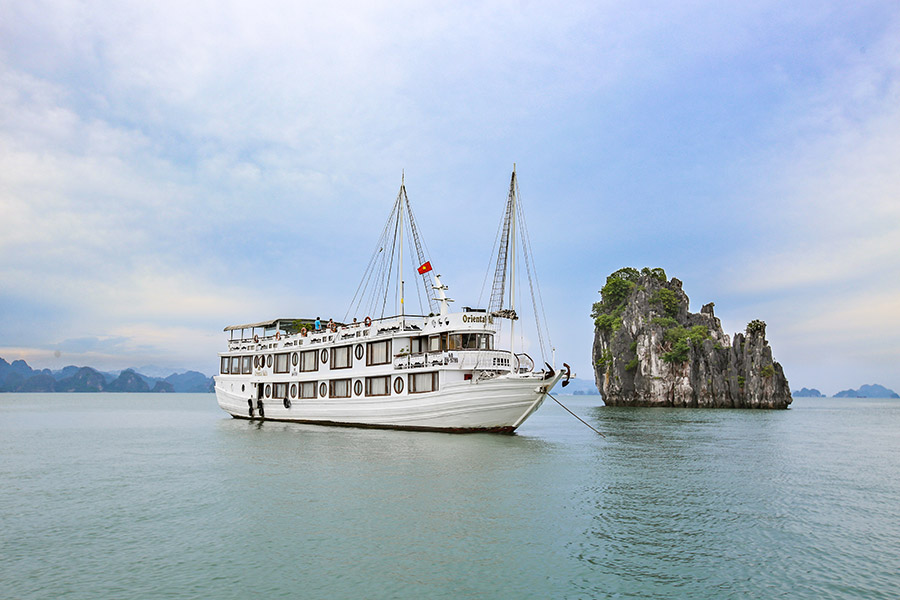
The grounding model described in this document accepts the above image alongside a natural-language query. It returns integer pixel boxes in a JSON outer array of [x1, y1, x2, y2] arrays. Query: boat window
[[231, 356, 241, 374], [273, 383, 288, 399], [481, 334, 493, 350], [331, 345, 352, 369], [300, 381, 317, 399], [300, 350, 318, 372], [428, 335, 440, 352], [220, 357, 230, 374], [274, 353, 289, 374], [410, 336, 428, 354], [365, 375, 390, 397], [410, 372, 439, 394], [448, 334, 462, 350], [366, 340, 391, 366], [330, 379, 351, 398], [242, 356, 252, 374]]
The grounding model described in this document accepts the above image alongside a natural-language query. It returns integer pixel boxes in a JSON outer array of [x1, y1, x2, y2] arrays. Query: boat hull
[[215, 373, 560, 433]]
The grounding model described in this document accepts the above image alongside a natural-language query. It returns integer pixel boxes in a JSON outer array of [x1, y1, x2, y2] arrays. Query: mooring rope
[[548, 393, 605, 437]]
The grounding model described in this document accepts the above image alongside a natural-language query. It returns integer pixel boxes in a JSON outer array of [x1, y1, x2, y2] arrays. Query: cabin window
[[274, 353, 289, 374], [220, 357, 230, 374], [242, 356, 252, 374], [366, 340, 391, 366], [331, 345, 352, 369], [300, 381, 317, 399], [366, 375, 390, 397], [410, 372, 439, 394], [231, 356, 241, 374], [448, 334, 462, 350], [410, 336, 428, 354], [330, 379, 351, 398], [300, 350, 318, 372], [273, 383, 288, 399]]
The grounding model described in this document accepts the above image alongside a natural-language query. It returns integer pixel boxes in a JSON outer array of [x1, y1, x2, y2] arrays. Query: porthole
[[394, 377, 404, 394], [292, 352, 299, 366], [320, 382, 327, 397], [266, 355, 273, 368], [290, 384, 297, 398], [321, 349, 329, 364], [354, 380, 363, 396], [283, 398, 291, 409], [355, 344, 364, 360], [264, 384, 271, 398]]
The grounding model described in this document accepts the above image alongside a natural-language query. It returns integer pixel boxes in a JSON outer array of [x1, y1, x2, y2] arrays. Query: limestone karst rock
[[591, 267, 792, 408]]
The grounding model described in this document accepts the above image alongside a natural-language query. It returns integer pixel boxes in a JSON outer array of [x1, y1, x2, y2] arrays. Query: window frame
[[365, 375, 391, 397], [366, 339, 392, 366], [331, 345, 352, 370], [300, 350, 318, 372], [329, 378, 351, 398], [410, 371, 439, 394]]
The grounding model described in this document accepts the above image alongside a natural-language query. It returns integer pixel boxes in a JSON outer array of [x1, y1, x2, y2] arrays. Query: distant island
[[834, 384, 899, 399], [792, 388, 825, 397], [0, 357, 214, 393], [592, 267, 791, 408]]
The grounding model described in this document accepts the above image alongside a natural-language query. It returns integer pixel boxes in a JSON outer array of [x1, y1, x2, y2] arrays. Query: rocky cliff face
[[592, 268, 791, 409]]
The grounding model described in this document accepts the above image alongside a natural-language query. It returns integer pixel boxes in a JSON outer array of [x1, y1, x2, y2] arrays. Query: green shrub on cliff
[[661, 325, 709, 363], [747, 319, 766, 335], [761, 364, 775, 378], [595, 348, 613, 372], [641, 267, 667, 282], [650, 288, 680, 318], [593, 267, 668, 331]]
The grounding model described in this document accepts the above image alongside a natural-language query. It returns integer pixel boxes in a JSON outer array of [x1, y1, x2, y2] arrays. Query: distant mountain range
[[0, 357, 214, 393], [792, 384, 899, 398], [833, 384, 899, 399]]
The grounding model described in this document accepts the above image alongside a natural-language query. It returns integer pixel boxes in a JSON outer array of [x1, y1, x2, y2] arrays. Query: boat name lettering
[[462, 314, 493, 324]]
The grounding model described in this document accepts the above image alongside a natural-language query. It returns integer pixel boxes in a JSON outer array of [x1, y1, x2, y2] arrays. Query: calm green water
[[1, 394, 898, 599]]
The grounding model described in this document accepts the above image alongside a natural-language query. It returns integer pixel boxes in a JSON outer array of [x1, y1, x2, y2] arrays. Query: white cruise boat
[[214, 168, 571, 433]]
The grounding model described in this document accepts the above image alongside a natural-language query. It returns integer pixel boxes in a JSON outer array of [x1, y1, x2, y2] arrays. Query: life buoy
[[253, 334, 259, 343], [301, 327, 308, 337], [364, 316, 372, 327], [275, 331, 281, 341]]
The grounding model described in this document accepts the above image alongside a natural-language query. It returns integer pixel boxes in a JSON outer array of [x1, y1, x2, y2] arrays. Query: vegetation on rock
[[591, 267, 791, 409]]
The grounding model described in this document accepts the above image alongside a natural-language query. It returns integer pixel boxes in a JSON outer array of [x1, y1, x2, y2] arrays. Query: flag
[[417, 261, 433, 275]]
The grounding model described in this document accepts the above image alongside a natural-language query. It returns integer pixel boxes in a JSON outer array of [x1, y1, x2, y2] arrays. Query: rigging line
[[403, 194, 438, 314], [405, 207, 426, 315], [516, 185, 553, 357], [478, 200, 506, 308], [403, 196, 434, 314], [547, 393, 605, 437], [379, 201, 402, 318], [367, 196, 401, 318], [346, 199, 400, 321], [516, 196, 547, 362]]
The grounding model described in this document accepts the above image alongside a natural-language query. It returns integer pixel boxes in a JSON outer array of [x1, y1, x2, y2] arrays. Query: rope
[[548, 393, 605, 437]]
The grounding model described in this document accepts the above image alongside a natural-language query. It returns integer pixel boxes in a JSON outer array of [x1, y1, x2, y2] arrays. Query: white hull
[[215, 372, 561, 433]]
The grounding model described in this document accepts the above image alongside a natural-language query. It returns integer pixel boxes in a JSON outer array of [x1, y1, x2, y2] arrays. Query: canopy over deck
[[224, 318, 315, 332]]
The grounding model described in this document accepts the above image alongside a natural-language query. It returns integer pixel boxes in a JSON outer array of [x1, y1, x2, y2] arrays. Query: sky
[[1, 1, 899, 394]]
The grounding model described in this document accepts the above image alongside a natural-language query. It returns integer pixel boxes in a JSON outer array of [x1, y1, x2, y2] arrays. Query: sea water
[[1, 394, 898, 599]]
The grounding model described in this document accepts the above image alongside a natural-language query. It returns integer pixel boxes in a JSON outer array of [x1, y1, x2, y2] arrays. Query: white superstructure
[[214, 168, 571, 433]]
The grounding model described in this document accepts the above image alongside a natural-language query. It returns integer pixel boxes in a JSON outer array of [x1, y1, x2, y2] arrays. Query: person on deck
[[315, 317, 321, 331]]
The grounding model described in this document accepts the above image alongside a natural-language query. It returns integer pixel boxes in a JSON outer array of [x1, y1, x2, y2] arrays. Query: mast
[[399, 171, 405, 326], [509, 165, 517, 357]]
